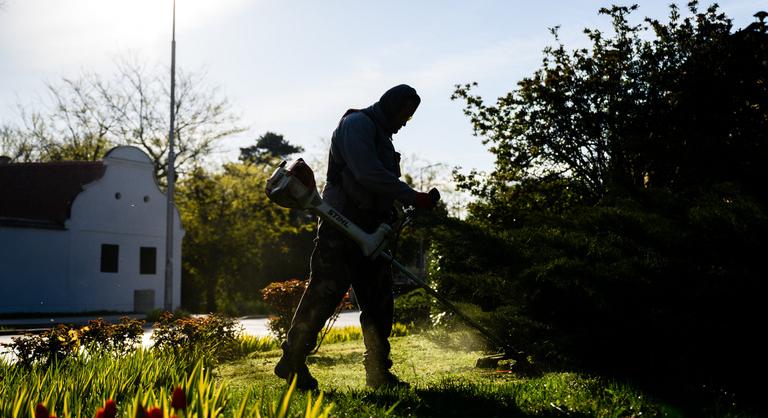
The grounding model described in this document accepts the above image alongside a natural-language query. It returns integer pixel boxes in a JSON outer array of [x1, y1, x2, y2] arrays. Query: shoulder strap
[[326, 109, 382, 185], [358, 108, 380, 148]]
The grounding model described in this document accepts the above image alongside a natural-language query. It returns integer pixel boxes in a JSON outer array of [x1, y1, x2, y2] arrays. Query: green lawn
[[2, 326, 753, 417], [217, 332, 676, 417]]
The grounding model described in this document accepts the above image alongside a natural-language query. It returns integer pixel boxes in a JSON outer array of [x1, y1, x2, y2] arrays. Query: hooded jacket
[[323, 102, 417, 218]]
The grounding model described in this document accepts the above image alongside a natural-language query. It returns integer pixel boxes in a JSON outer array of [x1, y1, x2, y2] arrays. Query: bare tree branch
[[8, 58, 245, 180]]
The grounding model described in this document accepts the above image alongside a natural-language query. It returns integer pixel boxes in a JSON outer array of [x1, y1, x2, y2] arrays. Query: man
[[274, 84, 440, 390]]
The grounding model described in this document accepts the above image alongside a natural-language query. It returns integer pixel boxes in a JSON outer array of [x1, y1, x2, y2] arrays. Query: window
[[100, 244, 119, 273], [140, 247, 157, 275]]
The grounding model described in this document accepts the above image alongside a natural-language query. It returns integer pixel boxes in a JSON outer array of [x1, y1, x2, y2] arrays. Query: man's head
[[379, 84, 420, 134]]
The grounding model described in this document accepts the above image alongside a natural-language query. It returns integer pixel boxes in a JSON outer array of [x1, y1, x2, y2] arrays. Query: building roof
[[0, 161, 106, 229]]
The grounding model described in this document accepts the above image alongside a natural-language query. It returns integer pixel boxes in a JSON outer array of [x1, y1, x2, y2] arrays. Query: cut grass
[[217, 332, 677, 417]]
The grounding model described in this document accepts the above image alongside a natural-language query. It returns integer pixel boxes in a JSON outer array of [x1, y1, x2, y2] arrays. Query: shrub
[[2, 317, 145, 367], [430, 188, 768, 401], [151, 312, 242, 360], [3, 325, 78, 367], [261, 279, 308, 340], [79, 317, 144, 355], [261, 279, 356, 341], [393, 288, 433, 329]]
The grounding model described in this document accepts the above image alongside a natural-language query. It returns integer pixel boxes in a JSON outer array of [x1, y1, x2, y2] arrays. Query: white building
[[0, 146, 183, 314]]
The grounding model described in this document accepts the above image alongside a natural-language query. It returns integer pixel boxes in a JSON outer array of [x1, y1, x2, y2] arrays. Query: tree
[[1, 59, 244, 179], [443, 3, 768, 402], [0, 125, 33, 162], [177, 162, 313, 314], [239, 132, 304, 165], [453, 3, 768, 207]]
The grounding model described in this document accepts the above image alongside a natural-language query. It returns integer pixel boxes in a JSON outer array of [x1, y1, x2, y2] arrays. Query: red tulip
[[35, 404, 49, 418], [171, 387, 187, 410], [147, 407, 163, 418], [104, 400, 117, 418], [95, 408, 105, 418]]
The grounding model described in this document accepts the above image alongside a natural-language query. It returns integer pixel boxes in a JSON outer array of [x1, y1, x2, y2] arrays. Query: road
[[0, 311, 361, 362]]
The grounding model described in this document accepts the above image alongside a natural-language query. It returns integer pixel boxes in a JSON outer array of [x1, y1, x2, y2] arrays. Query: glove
[[415, 187, 441, 210]]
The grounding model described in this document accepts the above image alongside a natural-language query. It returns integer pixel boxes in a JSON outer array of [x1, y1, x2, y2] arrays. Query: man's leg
[[353, 258, 407, 388], [276, 237, 352, 389]]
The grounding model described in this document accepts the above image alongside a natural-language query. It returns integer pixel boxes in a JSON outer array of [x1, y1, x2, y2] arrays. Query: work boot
[[274, 355, 318, 391], [365, 369, 410, 389]]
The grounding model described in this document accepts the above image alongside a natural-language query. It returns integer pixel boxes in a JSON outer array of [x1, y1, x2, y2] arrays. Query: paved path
[[1, 311, 361, 362]]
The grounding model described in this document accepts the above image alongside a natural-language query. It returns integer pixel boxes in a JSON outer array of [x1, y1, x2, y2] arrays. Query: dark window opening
[[101, 244, 119, 273], [140, 247, 157, 275]]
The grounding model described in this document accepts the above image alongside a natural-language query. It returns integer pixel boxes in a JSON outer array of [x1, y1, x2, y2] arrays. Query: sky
[[0, 0, 764, 188]]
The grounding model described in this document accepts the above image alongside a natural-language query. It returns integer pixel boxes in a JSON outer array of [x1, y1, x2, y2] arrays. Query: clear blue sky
[[0, 0, 763, 180]]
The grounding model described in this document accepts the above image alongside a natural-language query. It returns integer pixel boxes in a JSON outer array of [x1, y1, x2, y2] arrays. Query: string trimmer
[[265, 159, 533, 372]]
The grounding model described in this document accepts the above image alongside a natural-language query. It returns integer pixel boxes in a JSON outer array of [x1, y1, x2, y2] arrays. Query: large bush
[[445, 2, 768, 403], [393, 288, 433, 329], [431, 184, 768, 399]]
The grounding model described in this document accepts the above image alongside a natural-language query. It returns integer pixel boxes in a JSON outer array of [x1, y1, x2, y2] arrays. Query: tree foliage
[[177, 161, 314, 314], [453, 2, 768, 216], [239, 132, 304, 165], [1, 59, 244, 179], [443, 2, 768, 403]]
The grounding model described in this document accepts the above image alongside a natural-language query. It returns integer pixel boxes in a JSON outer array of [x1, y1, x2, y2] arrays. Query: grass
[[0, 346, 331, 417], [218, 331, 676, 417], [1, 325, 756, 417]]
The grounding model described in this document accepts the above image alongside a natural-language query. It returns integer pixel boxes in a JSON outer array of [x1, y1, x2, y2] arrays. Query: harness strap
[[325, 109, 381, 188]]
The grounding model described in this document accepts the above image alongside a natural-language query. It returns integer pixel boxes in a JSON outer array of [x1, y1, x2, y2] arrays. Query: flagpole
[[164, 0, 177, 312]]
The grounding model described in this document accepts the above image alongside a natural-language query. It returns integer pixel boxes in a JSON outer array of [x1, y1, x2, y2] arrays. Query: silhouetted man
[[275, 84, 440, 390]]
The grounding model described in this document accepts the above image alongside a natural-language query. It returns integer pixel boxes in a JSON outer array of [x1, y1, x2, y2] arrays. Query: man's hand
[[415, 187, 441, 210]]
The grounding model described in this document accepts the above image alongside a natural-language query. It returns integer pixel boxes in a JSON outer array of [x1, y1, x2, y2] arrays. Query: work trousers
[[282, 216, 395, 373]]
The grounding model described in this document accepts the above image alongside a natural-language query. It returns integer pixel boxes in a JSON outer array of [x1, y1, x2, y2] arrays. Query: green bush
[[2, 317, 145, 367], [393, 288, 432, 329], [430, 188, 768, 400], [79, 317, 145, 355], [261, 279, 308, 340], [151, 312, 242, 360]]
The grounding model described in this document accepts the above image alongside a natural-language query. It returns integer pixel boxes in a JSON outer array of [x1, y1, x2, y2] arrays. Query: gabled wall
[[0, 146, 184, 313]]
